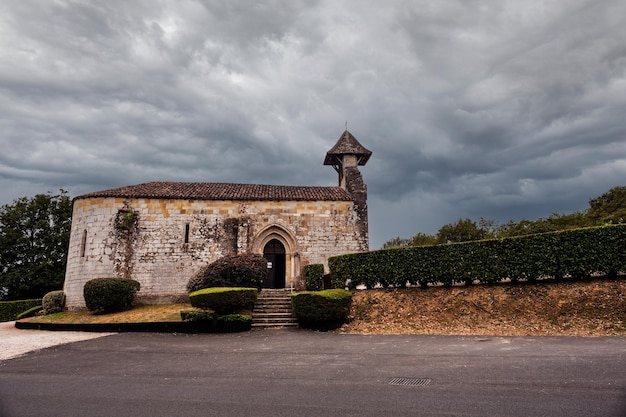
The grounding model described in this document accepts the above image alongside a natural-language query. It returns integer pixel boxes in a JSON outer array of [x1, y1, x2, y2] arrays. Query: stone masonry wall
[[64, 197, 366, 309]]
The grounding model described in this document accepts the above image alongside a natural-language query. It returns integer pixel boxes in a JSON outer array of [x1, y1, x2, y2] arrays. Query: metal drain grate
[[389, 377, 432, 386]]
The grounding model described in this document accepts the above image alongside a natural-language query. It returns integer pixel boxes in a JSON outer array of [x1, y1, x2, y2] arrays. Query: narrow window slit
[[80, 229, 87, 258]]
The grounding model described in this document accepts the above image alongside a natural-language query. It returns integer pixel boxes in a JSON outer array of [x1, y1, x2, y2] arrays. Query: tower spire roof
[[323, 130, 372, 166]]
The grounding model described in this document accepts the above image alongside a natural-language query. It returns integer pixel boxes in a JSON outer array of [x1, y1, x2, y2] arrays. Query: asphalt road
[[1, 329, 625, 417]]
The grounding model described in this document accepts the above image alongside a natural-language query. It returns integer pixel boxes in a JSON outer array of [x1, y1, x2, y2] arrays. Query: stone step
[[252, 321, 298, 325], [256, 298, 292, 303], [252, 316, 299, 324], [253, 311, 295, 317], [255, 300, 291, 306], [257, 294, 292, 299], [254, 304, 293, 311], [253, 290, 297, 328]]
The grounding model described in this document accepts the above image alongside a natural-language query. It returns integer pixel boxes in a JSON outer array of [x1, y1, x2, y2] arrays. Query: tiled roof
[[324, 130, 372, 166], [75, 181, 353, 202]]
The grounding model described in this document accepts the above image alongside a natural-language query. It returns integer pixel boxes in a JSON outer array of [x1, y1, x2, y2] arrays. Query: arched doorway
[[263, 239, 286, 288]]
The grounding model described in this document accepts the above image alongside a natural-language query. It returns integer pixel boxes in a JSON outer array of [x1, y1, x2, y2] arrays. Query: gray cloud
[[1, 0, 625, 248]]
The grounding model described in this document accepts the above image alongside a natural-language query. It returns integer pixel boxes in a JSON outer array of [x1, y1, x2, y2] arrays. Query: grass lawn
[[25, 303, 194, 324]]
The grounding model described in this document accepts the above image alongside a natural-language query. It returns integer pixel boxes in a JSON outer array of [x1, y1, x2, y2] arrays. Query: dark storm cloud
[[1, 0, 625, 248]]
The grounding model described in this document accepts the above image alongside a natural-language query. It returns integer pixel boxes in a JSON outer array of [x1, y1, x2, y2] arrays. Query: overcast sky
[[1, 1, 625, 249]]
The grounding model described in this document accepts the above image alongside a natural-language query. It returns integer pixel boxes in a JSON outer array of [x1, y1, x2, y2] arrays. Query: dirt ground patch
[[338, 279, 626, 336]]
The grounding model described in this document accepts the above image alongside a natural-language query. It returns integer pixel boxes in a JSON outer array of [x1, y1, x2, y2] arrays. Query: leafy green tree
[[587, 186, 626, 223], [497, 212, 592, 238], [437, 218, 489, 243], [382, 232, 438, 249], [381, 236, 412, 249], [380, 186, 626, 248], [409, 232, 438, 247], [0, 191, 72, 300]]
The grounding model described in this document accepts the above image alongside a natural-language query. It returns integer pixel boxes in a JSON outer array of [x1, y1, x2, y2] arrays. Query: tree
[[380, 186, 626, 248], [587, 186, 626, 223], [436, 218, 489, 244], [381, 236, 412, 249], [381, 233, 438, 249], [497, 212, 592, 238], [409, 232, 438, 247], [0, 191, 72, 300]]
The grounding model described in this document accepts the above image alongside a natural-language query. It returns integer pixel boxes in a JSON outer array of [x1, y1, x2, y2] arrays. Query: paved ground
[[0, 321, 113, 361], [1, 328, 625, 417]]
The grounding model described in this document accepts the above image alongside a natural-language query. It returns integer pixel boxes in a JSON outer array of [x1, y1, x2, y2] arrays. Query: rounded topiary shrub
[[83, 278, 140, 314], [187, 253, 267, 293], [42, 290, 66, 314], [291, 289, 352, 330], [189, 287, 258, 315]]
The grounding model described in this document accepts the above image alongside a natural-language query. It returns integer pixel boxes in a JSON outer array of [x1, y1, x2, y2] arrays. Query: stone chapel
[[62, 130, 372, 309]]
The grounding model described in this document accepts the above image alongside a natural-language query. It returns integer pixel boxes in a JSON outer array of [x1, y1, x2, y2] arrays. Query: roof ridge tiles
[[74, 181, 352, 202]]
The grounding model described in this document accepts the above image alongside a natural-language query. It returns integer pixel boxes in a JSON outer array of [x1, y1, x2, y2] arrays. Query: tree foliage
[[436, 218, 488, 244], [0, 191, 72, 300], [587, 186, 626, 223], [187, 253, 267, 293], [497, 212, 593, 238], [381, 186, 626, 249]]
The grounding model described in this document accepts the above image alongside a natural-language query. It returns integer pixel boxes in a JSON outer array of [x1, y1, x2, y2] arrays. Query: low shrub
[[189, 287, 257, 314], [304, 264, 325, 291], [83, 278, 141, 314], [180, 310, 218, 323], [180, 310, 251, 332], [16, 305, 44, 320], [42, 290, 66, 314], [0, 299, 42, 322], [291, 289, 352, 330], [187, 253, 267, 293], [215, 314, 253, 333]]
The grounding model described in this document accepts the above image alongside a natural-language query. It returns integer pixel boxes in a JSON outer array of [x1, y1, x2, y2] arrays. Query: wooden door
[[263, 239, 286, 288]]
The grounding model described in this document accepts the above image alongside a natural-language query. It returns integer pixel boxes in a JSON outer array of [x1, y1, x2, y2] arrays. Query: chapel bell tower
[[324, 130, 372, 251], [324, 130, 372, 188]]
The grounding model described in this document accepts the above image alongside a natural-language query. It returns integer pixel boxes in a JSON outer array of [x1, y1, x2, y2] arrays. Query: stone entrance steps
[[252, 289, 298, 328]]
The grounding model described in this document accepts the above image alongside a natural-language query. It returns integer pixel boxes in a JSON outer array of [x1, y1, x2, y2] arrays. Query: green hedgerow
[[304, 264, 325, 291], [16, 305, 44, 320]]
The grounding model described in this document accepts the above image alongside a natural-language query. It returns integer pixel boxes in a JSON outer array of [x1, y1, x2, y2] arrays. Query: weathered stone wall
[[344, 166, 369, 251], [64, 197, 366, 309]]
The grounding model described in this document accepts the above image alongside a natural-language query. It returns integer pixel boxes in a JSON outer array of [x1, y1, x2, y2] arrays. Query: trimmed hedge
[[16, 305, 44, 320], [180, 311, 252, 333], [180, 310, 218, 323], [83, 278, 141, 314], [0, 299, 42, 322], [329, 225, 626, 288], [291, 289, 352, 330], [304, 264, 325, 291], [216, 314, 253, 333], [189, 287, 257, 314], [187, 253, 267, 293], [42, 290, 66, 314]]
